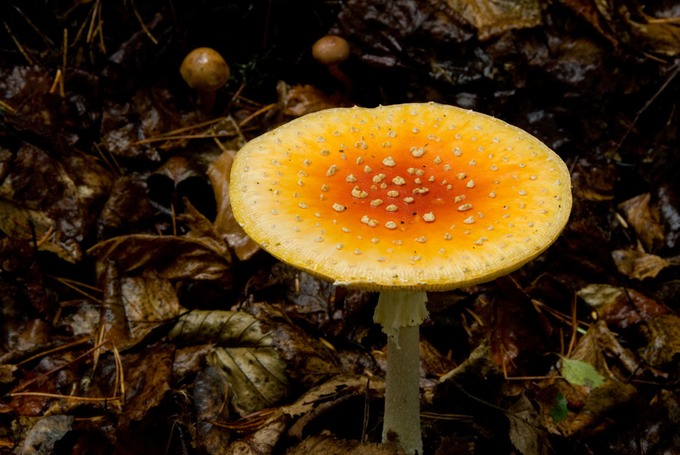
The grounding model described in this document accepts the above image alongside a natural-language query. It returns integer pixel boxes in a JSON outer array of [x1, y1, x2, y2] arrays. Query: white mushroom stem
[[374, 291, 428, 455]]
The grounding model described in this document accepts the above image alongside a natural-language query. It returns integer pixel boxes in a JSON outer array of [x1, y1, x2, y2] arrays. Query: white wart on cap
[[230, 102, 572, 290]]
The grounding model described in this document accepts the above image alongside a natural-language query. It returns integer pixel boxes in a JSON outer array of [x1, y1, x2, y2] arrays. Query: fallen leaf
[[560, 358, 605, 389], [639, 314, 680, 368], [277, 82, 350, 117], [208, 150, 260, 260], [14, 415, 74, 455], [225, 417, 289, 455], [88, 233, 232, 282], [577, 283, 670, 328], [121, 269, 181, 342], [611, 248, 670, 280], [445, 0, 542, 40], [170, 310, 290, 415], [564, 380, 637, 436], [98, 175, 154, 238], [194, 366, 232, 453], [284, 434, 402, 455], [506, 393, 551, 455], [618, 193, 665, 253]]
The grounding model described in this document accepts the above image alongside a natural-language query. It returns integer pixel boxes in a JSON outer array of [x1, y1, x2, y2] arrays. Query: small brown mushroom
[[180, 47, 230, 113], [311, 35, 351, 89]]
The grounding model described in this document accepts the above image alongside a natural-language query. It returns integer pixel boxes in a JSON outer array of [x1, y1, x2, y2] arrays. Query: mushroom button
[[180, 47, 230, 113], [229, 102, 572, 454], [312, 35, 351, 89]]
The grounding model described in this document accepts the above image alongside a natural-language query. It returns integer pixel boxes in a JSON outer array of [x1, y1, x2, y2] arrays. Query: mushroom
[[180, 47, 230, 113], [229, 102, 572, 454], [311, 35, 351, 89]]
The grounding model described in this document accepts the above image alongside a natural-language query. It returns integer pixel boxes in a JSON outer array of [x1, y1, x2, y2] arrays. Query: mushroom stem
[[374, 291, 428, 455]]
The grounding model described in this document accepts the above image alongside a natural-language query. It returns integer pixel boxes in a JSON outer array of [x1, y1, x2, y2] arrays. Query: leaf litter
[[1, 0, 680, 453]]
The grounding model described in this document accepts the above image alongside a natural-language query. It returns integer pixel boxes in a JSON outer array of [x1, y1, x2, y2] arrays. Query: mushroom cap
[[230, 103, 572, 291], [311, 35, 350, 65], [180, 47, 230, 92]]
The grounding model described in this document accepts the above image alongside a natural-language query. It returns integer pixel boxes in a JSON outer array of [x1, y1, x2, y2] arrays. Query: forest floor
[[1, 1, 679, 454]]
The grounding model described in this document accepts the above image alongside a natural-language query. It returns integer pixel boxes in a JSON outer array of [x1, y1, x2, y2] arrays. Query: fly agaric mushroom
[[229, 102, 572, 454], [180, 47, 230, 113]]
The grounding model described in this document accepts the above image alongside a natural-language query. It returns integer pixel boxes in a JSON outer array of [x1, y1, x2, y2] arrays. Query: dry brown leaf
[[170, 310, 290, 415], [563, 380, 637, 436], [285, 434, 403, 455], [194, 366, 232, 453], [277, 82, 349, 117], [208, 150, 260, 260], [0, 145, 113, 262], [639, 314, 680, 368], [618, 193, 666, 253], [445, 0, 542, 40], [611, 248, 670, 280], [88, 233, 231, 281], [121, 269, 181, 342], [578, 284, 670, 328], [225, 416, 289, 455], [506, 393, 551, 455], [14, 415, 73, 455]]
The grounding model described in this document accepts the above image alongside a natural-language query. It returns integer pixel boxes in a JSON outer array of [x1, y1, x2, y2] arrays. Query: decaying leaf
[[277, 82, 349, 117], [577, 283, 670, 328], [639, 314, 680, 368], [284, 434, 402, 455], [611, 248, 671, 280], [98, 175, 154, 238], [121, 269, 181, 342], [564, 380, 637, 436], [209, 346, 289, 415], [445, 0, 542, 40], [0, 145, 113, 262], [618, 193, 666, 253], [225, 417, 289, 455], [208, 150, 260, 260], [194, 366, 232, 453], [88, 233, 231, 282], [170, 310, 290, 415], [14, 415, 73, 455], [506, 393, 551, 455]]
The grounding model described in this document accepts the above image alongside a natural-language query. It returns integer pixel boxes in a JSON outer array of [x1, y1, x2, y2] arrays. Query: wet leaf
[[560, 358, 605, 389], [170, 310, 290, 415]]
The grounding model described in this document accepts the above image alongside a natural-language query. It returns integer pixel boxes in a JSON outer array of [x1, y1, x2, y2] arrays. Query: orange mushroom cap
[[230, 103, 572, 291]]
